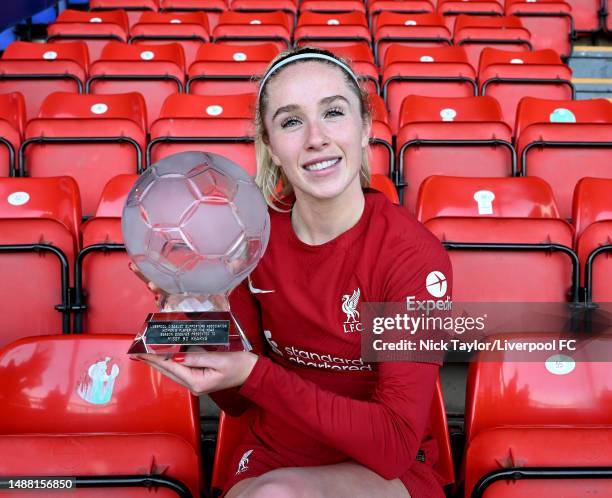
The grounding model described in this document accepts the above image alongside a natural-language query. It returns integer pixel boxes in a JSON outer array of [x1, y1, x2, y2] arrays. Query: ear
[[266, 141, 282, 168], [361, 116, 372, 149]]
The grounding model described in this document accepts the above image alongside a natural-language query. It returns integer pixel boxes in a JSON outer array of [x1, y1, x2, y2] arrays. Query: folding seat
[[90, 0, 159, 28], [464, 334, 612, 498], [187, 42, 279, 96], [437, 0, 504, 31], [77, 198, 158, 333], [416, 176, 560, 223], [294, 12, 371, 52], [87, 41, 185, 129], [149, 93, 257, 175], [364, 93, 394, 176], [505, 0, 573, 57], [0, 92, 25, 178], [368, 0, 435, 30], [396, 95, 514, 211], [210, 379, 455, 497], [0, 177, 81, 343], [381, 45, 477, 135], [0, 334, 203, 497], [47, 9, 130, 62], [370, 174, 399, 204], [453, 15, 532, 71], [478, 48, 574, 131], [572, 177, 612, 303], [300, 0, 366, 15], [212, 11, 292, 51], [130, 11, 210, 67], [515, 97, 612, 220], [373, 12, 451, 66], [21, 92, 147, 217], [0, 41, 88, 121], [563, 0, 601, 33], [159, 0, 228, 31], [319, 43, 379, 95], [231, 0, 298, 28]]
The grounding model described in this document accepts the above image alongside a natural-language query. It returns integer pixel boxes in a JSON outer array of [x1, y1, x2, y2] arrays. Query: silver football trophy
[[122, 151, 270, 355]]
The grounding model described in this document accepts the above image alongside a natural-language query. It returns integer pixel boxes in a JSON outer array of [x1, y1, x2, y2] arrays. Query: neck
[[291, 181, 365, 246]]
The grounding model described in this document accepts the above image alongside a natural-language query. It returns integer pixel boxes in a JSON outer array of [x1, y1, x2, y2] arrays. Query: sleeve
[[238, 228, 453, 479], [209, 279, 266, 417]]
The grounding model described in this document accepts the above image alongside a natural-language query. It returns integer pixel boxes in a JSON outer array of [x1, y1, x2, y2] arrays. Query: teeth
[[304, 158, 338, 171]]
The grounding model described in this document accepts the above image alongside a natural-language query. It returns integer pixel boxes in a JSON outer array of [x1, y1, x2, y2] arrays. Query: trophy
[[122, 151, 270, 355]]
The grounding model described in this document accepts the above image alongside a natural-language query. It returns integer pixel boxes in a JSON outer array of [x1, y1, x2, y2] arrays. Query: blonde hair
[[254, 47, 372, 211]]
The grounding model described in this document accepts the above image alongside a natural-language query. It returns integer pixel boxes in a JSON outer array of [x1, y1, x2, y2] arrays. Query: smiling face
[[261, 61, 371, 204]]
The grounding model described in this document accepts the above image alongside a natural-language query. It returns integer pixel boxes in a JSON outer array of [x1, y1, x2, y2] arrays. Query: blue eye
[[281, 116, 301, 128], [325, 107, 345, 118]]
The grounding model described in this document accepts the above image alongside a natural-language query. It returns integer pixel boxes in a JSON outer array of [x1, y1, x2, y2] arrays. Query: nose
[[304, 119, 329, 150]]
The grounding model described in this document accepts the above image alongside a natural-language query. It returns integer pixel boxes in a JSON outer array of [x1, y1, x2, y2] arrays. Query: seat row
[[1, 174, 610, 346]]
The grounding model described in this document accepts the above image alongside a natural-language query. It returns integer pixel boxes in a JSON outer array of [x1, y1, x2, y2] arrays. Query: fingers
[[135, 354, 198, 391]]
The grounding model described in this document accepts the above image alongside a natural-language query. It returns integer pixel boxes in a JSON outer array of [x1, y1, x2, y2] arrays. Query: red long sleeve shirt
[[225, 190, 452, 498]]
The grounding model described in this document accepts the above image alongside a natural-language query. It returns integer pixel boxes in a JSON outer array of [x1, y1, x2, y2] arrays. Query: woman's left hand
[[134, 351, 259, 396]]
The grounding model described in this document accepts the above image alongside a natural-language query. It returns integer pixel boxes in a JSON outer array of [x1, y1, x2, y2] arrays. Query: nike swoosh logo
[[248, 275, 275, 294]]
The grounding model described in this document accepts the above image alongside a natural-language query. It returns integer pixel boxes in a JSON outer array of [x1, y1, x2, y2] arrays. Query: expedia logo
[[406, 271, 451, 314], [426, 271, 447, 298]]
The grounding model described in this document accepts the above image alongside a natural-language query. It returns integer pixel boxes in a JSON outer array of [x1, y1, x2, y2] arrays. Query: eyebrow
[[271, 95, 351, 121]]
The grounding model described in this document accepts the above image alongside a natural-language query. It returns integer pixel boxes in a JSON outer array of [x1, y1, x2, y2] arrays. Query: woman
[[136, 47, 452, 498]]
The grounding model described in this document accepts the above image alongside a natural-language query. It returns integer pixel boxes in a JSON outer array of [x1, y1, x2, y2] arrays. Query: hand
[[134, 351, 259, 396]]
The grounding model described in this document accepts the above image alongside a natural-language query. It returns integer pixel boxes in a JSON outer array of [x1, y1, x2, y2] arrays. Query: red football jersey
[[223, 190, 453, 498]]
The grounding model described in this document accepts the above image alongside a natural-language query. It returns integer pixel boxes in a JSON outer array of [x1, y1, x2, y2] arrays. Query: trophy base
[[128, 311, 252, 355]]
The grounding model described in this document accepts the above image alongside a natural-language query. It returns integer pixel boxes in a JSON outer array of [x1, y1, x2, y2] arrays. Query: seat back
[[417, 176, 560, 223], [295, 11, 371, 51], [369, 175, 399, 204], [515, 97, 612, 219], [0, 41, 88, 120], [90, 0, 159, 28], [213, 11, 292, 50], [0, 334, 202, 497], [96, 174, 139, 217], [0, 92, 25, 177]]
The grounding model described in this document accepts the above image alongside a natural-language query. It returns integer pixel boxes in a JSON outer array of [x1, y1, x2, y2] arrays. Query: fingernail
[[173, 354, 186, 363]]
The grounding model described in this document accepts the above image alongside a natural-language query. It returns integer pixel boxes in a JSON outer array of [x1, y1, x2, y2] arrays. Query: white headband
[[257, 52, 361, 103]]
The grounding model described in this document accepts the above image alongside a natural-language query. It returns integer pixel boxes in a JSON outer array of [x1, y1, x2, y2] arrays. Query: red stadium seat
[[90, 0, 159, 28], [373, 12, 451, 66], [370, 174, 399, 204], [130, 11, 210, 68], [232, 0, 298, 27], [505, 0, 572, 57], [87, 41, 185, 129], [416, 176, 560, 223], [367, 93, 394, 176], [213, 11, 292, 50], [0, 92, 25, 177], [149, 93, 257, 175], [210, 378, 454, 496], [564, 0, 601, 32], [437, 0, 504, 31], [95, 174, 139, 217], [295, 12, 371, 52], [0, 41, 88, 121], [21, 92, 147, 217], [300, 0, 366, 14], [479, 48, 574, 131], [368, 0, 436, 30], [425, 217, 577, 301], [0, 334, 202, 497], [397, 95, 514, 212], [453, 15, 532, 70], [382, 45, 477, 135], [159, 0, 228, 31], [515, 97, 612, 220], [464, 334, 612, 498], [572, 177, 612, 303], [187, 42, 279, 95], [0, 177, 81, 341], [47, 9, 129, 62]]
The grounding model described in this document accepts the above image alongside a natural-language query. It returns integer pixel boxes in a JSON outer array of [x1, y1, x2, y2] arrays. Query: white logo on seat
[[89, 17, 103, 23], [91, 103, 108, 115], [510, 58, 524, 64], [473, 190, 495, 215], [206, 105, 223, 116], [76, 357, 120, 405], [170, 19, 182, 24], [7, 191, 30, 206], [440, 108, 457, 121], [549, 108, 576, 123], [249, 19, 262, 24], [545, 354, 575, 375], [327, 19, 340, 25], [404, 20, 417, 26], [140, 50, 155, 60], [236, 449, 254, 475], [43, 51, 57, 60], [233, 52, 247, 61], [420, 55, 434, 62], [426, 271, 447, 298]]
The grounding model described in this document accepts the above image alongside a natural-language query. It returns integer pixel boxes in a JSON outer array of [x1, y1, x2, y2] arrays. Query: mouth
[[302, 157, 341, 172]]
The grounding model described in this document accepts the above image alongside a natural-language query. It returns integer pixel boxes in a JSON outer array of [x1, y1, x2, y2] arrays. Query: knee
[[236, 469, 323, 498]]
